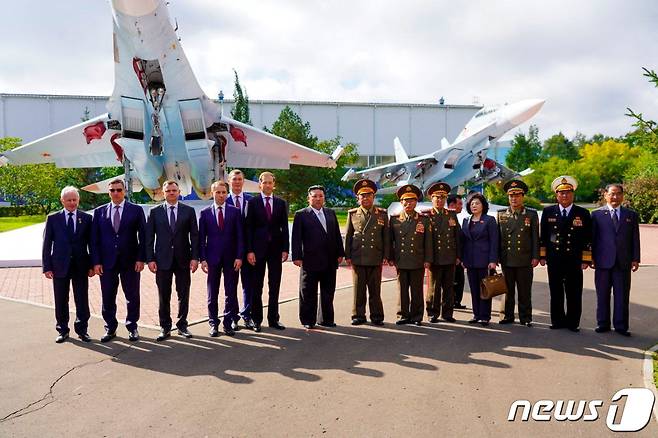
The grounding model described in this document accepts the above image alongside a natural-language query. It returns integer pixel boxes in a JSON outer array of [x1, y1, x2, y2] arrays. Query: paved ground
[[0, 266, 656, 437]]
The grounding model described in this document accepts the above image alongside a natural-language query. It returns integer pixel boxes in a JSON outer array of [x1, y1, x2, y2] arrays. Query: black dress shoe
[[128, 330, 139, 341], [303, 324, 315, 329], [595, 326, 611, 333], [231, 321, 241, 331], [499, 319, 514, 325], [568, 327, 580, 333], [223, 327, 235, 336], [371, 320, 384, 326], [177, 328, 193, 339], [55, 333, 69, 343], [522, 322, 532, 327], [244, 319, 255, 330], [429, 316, 440, 323], [156, 330, 171, 342], [454, 304, 467, 310], [253, 324, 262, 333], [209, 326, 219, 337], [100, 331, 116, 343], [395, 318, 410, 325], [78, 333, 92, 342], [442, 316, 456, 323], [468, 318, 478, 324], [351, 318, 365, 326], [319, 322, 336, 328], [615, 329, 631, 337], [479, 320, 489, 326], [549, 324, 564, 330], [268, 322, 286, 330]]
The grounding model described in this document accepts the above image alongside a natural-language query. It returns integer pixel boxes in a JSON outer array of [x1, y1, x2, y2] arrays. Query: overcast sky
[[1, 0, 657, 141]]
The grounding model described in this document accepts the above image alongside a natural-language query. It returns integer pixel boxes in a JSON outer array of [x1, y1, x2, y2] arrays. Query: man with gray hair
[[42, 186, 94, 343]]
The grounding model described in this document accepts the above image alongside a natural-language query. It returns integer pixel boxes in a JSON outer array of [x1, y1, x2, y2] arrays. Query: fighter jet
[[342, 99, 544, 193], [0, 0, 343, 200]]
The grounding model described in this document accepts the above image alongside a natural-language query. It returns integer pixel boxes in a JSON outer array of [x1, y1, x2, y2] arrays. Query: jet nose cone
[[509, 99, 545, 126]]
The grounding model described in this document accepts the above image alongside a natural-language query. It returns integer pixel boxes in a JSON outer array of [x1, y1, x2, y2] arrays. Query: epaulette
[[375, 207, 386, 214], [348, 208, 358, 213]]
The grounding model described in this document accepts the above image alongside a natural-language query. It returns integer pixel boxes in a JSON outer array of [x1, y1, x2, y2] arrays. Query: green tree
[[578, 140, 640, 187], [266, 106, 358, 210], [230, 69, 252, 126], [540, 132, 579, 162], [505, 124, 541, 171]]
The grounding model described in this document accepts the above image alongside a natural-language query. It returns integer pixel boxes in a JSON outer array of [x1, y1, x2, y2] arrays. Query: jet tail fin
[[393, 137, 409, 162], [440, 137, 451, 150], [519, 167, 534, 176]]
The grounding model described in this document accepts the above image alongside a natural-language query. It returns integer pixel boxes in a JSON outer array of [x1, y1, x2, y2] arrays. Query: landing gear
[[123, 157, 134, 201], [212, 143, 226, 183]]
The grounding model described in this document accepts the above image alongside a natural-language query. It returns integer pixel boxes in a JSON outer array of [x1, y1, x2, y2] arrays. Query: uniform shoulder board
[[376, 207, 386, 214], [348, 208, 358, 213], [526, 207, 537, 213]]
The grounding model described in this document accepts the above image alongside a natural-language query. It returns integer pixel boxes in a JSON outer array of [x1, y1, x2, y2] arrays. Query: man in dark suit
[[592, 183, 641, 337], [92, 178, 146, 342], [199, 180, 244, 336], [244, 171, 289, 332], [292, 185, 345, 329], [42, 186, 93, 343], [225, 169, 254, 329], [540, 176, 592, 332], [447, 194, 466, 310], [146, 180, 199, 341]]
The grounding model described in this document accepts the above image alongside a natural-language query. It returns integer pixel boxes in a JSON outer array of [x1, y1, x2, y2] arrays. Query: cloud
[[1, 0, 657, 140]]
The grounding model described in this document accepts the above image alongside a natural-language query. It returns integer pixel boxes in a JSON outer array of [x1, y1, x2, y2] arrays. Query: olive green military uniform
[[345, 206, 390, 323], [427, 207, 462, 319], [389, 211, 433, 322], [497, 207, 540, 323]]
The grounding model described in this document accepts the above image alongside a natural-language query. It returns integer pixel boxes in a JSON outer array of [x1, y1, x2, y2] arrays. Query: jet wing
[[220, 117, 337, 170], [0, 114, 122, 168]]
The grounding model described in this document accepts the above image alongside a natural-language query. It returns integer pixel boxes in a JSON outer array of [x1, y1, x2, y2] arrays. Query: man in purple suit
[[42, 186, 94, 343], [245, 171, 289, 332], [225, 169, 254, 329], [592, 183, 641, 337], [92, 178, 146, 342], [199, 180, 244, 336]]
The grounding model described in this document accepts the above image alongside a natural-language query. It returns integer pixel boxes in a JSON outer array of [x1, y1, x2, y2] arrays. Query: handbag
[[480, 268, 507, 299]]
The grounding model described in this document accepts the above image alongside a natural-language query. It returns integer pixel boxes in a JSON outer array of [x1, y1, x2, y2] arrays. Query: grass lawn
[[0, 215, 45, 233], [654, 352, 658, 390]]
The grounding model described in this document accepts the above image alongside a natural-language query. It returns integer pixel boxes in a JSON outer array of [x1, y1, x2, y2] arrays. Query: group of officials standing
[[43, 170, 640, 344]]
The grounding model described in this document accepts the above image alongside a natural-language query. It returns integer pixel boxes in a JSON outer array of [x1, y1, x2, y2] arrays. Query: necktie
[[562, 209, 567, 218], [67, 212, 74, 235], [217, 206, 224, 231], [235, 195, 241, 211], [113, 205, 120, 233], [169, 206, 176, 231], [265, 197, 272, 221], [317, 210, 327, 232], [611, 209, 618, 227]]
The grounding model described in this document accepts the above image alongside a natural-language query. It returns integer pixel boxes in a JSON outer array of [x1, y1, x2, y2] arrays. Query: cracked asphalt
[[1, 266, 657, 437]]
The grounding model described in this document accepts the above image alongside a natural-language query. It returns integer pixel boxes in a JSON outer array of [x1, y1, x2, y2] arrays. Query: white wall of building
[[0, 93, 480, 164]]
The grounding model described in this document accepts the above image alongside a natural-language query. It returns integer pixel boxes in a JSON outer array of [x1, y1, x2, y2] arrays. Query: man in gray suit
[[146, 180, 199, 341]]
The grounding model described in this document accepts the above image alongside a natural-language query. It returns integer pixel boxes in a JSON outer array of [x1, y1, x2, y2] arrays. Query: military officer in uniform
[[426, 182, 462, 323], [497, 180, 539, 327], [345, 179, 390, 326], [539, 176, 592, 332], [389, 184, 432, 326]]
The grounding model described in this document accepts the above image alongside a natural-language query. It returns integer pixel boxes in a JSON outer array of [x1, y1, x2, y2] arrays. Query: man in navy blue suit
[[146, 180, 199, 341], [592, 183, 641, 337], [225, 169, 254, 329], [92, 178, 146, 342], [292, 185, 345, 329], [199, 180, 244, 336], [245, 171, 289, 332], [42, 186, 94, 343]]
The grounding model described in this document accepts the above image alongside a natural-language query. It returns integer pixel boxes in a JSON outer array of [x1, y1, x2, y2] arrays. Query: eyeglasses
[[109, 188, 123, 193]]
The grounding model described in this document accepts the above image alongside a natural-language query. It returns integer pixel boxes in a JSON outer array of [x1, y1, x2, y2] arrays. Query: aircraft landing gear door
[[123, 157, 134, 201], [179, 99, 214, 199], [443, 148, 463, 169]]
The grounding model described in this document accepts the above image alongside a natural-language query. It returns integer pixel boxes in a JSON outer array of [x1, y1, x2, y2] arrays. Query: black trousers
[[155, 263, 191, 331], [453, 264, 465, 306], [397, 268, 425, 322], [251, 245, 283, 326], [547, 262, 583, 329], [53, 265, 90, 335], [427, 264, 456, 319], [352, 264, 384, 322], [500, 266, 534, 323], [299, 267, 337, 326]]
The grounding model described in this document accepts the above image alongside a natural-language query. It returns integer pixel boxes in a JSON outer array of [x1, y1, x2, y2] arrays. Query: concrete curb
[[643, 343, 658, 424]]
